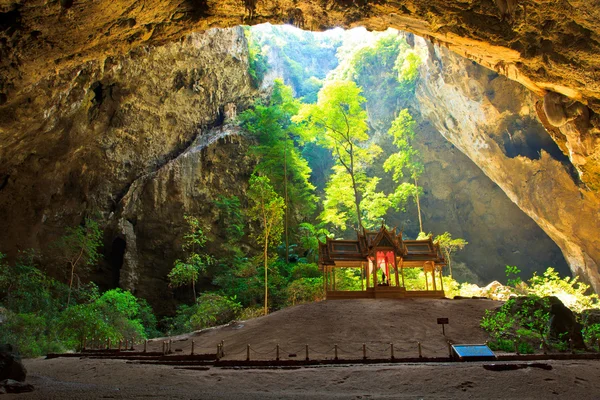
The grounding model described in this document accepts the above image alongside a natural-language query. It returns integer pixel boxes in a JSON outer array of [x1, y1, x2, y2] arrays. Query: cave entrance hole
[[109, 237, 126, 287]]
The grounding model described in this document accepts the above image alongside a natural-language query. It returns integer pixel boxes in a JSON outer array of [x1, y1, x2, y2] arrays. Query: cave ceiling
[[0, 1, 599, 106], [1, 0, 599, 189]]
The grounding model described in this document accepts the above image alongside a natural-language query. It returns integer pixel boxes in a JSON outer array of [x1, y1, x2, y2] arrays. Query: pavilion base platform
[[326, 288, 445, 300]]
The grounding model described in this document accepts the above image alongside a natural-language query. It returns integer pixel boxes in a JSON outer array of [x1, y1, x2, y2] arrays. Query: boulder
[[547, 296, 585, 349], [581, 309, 600, 327], [0, 344, 27, 382], [0, 379, 34, 394], [507, 296, 585, 349]]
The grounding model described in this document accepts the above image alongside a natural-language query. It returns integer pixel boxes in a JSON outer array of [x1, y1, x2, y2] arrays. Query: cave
[[108, 237, 126, 288], [2, 2, 600, 395]]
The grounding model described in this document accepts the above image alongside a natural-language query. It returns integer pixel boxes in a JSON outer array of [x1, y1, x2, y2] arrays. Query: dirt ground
[[150, 298, 504, 360], [9, 299, 600, 399]]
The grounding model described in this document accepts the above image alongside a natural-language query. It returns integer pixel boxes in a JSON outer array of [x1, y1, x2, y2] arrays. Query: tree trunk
[[264, 235, 269, 316], [414, 176, 423, 233], [350, 171, 364, 232], [67, 261, 75, 307], [446, 249, 453, 278], [192, 278, 197, 303], [284, 138, 289, 263]]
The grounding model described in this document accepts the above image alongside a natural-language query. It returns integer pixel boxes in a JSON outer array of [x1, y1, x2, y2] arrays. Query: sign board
[[451, 344, 496, 362], [437, 318, 449, 324]]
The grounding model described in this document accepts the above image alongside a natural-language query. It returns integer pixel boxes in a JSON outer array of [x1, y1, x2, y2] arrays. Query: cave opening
[[235, 23, 571, 282], [109, 237, 126, 287]]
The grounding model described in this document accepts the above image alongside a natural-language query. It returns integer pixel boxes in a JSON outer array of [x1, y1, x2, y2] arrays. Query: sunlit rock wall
[[415, 38, 600, 291]]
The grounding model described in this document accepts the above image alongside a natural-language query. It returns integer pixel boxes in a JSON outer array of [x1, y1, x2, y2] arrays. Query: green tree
[[214, 195, 245, 243], [168, 215, 212, 303], [434, 232, 468, 278], [296, 80, 383, 231], [383, 109, 425, 232], [52, 218, 103, 307], [240, 80, 317, 262], [247, 174, 285, 315]]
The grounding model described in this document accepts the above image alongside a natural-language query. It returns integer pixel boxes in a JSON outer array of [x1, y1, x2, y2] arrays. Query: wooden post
[[361, 264, 365, 291], [366, 262, 371, 289], [425, 271, 429, 291], [246, 344, 250, 361], [362, 343, 366, 360], [390, 343, 394, 360], [418, 342, 422, 358], [169, 339, 172, 354], [400, 259, 405, 288], [130, 339, 134, 350], [305, 344, 309, 361], [373, 265, 378, 298], [333, 269, 336, 291], [83, 337, 87, 351], [107, 338, 111, 350], [221, 340, 225, 356], [334, 345, 338, 361], [439, 269, 444, 293], [447, 341, 452, 358], [191, 340, 195, 355], [119, 340, 122, 352], [276, 344, 280, 361], [216, 344, 221, 361], [394, 258, 400, 288]]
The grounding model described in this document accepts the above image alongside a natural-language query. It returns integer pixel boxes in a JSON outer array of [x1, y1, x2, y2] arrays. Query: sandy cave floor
[[9, 299, 600, 399]]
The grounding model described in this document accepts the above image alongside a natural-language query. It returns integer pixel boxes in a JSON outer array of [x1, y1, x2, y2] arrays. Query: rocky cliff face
[[0, 27, 256, 266], [397, 121, 570, 284], [111, 126, 256, 315], [415, 38, 600, 291]]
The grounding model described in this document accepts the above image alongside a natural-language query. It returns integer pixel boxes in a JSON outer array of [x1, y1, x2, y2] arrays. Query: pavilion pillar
[[366, 261, 371, 289], [425, 270, 429, 291], [333, 268, 336, 291], [361, 263, 365, 291], [439, 268, 444, 292], [373, 263, 378, 298], [400, 259, 405, 288], [394, 258, 400, 288], [432, 270, 437, 291]]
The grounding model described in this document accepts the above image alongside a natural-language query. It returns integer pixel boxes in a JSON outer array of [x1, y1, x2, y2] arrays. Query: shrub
[[286, 277, 323, 306], [239, 306, 264, 321], [189, 293, 242, 330]]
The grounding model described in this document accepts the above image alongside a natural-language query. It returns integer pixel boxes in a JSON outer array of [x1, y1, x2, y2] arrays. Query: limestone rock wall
[[415, 39, 600, 291], [113, 126, 256, 315], [0, 27, 256, 268], [391, 121, 570, 284]]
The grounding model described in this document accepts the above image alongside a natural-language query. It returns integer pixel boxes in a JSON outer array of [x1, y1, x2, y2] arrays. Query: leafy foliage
[[247, 174, 285, 314], [244, 27, 268, 87], [434, 232, 468, 278], [168, 215, 213, 302], [240, 80, 317, 251], [0, 251, 158, 357], [214, 195, 245, 243], [51, 218, 103, 306], [296, 80, 385, 231]]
